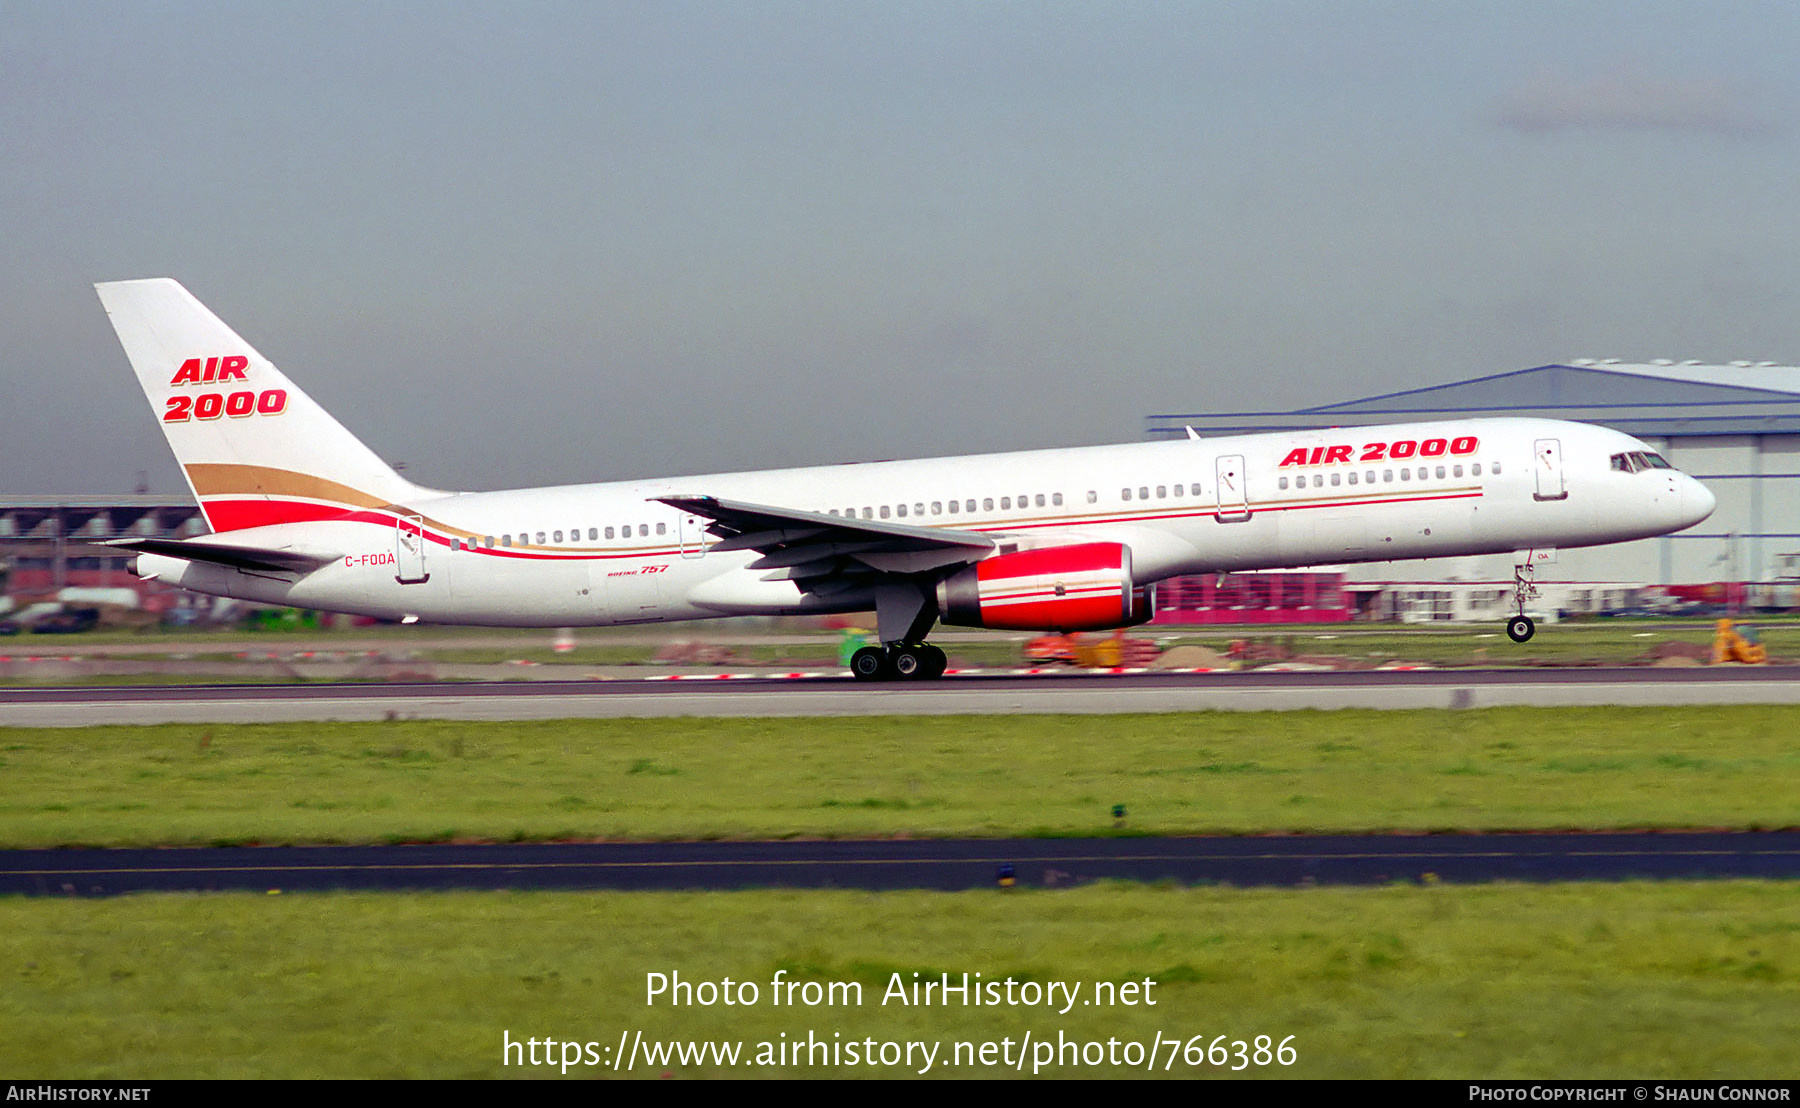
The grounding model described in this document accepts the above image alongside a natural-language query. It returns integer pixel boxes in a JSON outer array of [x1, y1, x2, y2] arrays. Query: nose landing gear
[[1506, 558, 1539, 643]]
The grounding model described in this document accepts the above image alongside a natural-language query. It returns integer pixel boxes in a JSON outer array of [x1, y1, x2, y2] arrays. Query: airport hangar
[[1147, 361, 1800, 624]]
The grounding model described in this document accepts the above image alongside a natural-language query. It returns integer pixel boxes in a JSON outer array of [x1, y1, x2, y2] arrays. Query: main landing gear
[[850, 581, 950, 681], [850, 643, 948, 682]]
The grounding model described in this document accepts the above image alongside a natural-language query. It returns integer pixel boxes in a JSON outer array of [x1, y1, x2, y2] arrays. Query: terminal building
[[0, 496, 205, 620], [1147, 360, 1800, 623]]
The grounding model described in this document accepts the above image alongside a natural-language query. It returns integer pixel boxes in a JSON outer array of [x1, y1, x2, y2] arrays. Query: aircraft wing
[[103, 537, 340, 575], [654, 495, 994, 578]]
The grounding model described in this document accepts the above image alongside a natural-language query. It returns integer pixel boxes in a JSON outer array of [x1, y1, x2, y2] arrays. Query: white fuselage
[[138, 416, 1716, 627]]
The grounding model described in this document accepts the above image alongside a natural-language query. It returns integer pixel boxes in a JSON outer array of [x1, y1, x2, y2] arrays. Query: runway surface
[[6, 831, 1798, 895], [5, 665, 1800, 724]]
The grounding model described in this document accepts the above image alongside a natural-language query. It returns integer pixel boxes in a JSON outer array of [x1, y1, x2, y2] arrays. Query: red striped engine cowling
[[936, 542, 1153, 632]]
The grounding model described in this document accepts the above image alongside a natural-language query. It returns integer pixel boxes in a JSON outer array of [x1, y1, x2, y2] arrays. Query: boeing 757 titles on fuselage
[[97, 279, 1715, 680]]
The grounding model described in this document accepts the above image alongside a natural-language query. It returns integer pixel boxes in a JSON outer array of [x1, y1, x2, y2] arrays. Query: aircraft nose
[[1682, 476, 1717, 527]]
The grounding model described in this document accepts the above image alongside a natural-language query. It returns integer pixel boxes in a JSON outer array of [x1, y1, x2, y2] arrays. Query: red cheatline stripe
[[202, 498, 360, 531], [973, 489, 1482, 533], [202, 487, 1485, 559]]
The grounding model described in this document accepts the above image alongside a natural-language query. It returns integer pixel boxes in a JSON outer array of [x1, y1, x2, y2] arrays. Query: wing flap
[[656, 496, 995, 566], [707, 527, 831, 553]]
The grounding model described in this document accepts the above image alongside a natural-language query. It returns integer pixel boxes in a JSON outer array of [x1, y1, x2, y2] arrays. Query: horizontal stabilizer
[[104, 537, 339, 575]]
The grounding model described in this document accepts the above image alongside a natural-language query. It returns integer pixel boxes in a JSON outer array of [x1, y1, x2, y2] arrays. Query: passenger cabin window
[[1279, 477, 1288, 490], [983, 498, 994, 511], [1087, 490, 1097, 504], [1052, 492, 1063, 506], [1121, 488, 1132, 501], [896, 504, 907, 517], [1000, 497, 1011, 510], [605, 526, 614, 539], [656, 522, 666, 535]]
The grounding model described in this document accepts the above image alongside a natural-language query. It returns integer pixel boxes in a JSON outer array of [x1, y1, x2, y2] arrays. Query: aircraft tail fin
[[96, 278, 438, 533]]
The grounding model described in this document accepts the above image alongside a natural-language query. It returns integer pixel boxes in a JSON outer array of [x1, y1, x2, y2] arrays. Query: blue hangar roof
[[1147, 361, 1800, 441]]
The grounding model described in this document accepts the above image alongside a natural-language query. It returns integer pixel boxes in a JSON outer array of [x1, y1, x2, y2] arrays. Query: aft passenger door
[[1534, 439, 1567, 501], [1216, 455, 1250, 522], [395, 515, 430, 584]]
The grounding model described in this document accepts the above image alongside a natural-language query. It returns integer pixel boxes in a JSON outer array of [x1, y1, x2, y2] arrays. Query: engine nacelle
[[936, 542, 1153, 632]]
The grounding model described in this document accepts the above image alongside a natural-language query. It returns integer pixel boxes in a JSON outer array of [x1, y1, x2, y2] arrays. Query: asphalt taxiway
[[5, 665, 1800, 725], [7, 832, 1798, 895]]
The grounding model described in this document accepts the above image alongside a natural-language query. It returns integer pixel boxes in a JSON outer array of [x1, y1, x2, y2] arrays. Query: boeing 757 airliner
[[97, 279, 1716, 680]]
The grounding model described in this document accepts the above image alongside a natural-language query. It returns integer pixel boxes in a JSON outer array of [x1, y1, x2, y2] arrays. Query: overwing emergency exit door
[[678, 512, 708, 559]]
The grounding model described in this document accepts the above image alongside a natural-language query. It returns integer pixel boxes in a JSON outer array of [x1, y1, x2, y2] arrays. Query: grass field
[[2, 882, 1795, 1078], [3, 707, 1798, 847], [4, 704, 1796, 1079]]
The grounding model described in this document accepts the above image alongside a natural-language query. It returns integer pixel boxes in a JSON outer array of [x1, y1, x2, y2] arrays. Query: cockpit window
[[1612, 451, 1677, 473]]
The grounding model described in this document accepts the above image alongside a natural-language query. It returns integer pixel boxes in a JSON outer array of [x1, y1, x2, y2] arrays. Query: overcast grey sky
[[6, 2, 1799, 494]]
